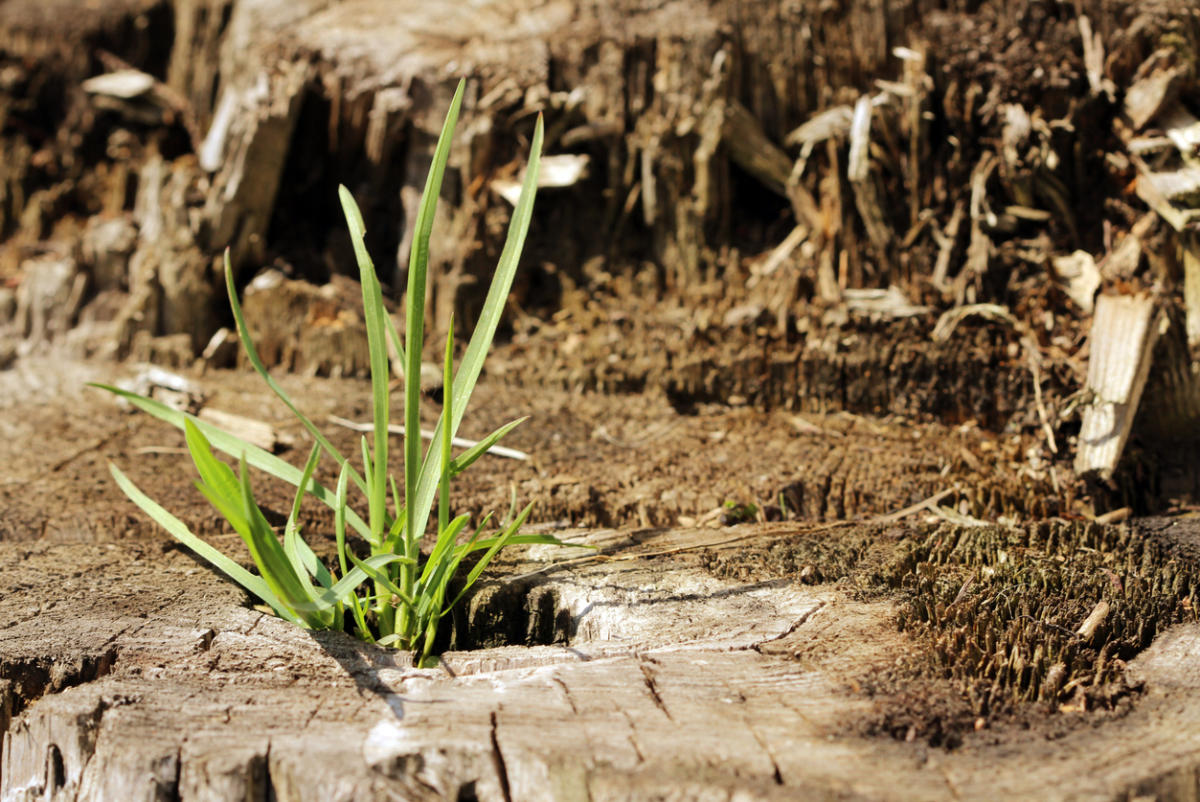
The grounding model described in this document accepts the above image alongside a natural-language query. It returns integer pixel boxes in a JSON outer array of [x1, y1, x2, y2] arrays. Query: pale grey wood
[[1074, 293, 1162, 480], [6, 528, 1200, 801]]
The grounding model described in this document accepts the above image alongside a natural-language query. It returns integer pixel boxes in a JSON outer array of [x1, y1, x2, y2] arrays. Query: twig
[[930, 201, 964, 291], [873, 486, 959, 523], [328, 415, 529, 461], [51, 429, 124, 472], [1028, 353, 1058, 454]]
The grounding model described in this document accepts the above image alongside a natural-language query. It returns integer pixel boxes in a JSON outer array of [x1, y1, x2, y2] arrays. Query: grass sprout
[[95, 79, 572, 665]]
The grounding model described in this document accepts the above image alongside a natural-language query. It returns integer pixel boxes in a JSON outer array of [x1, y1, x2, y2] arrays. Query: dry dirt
[[0, 354, 1068, 546]]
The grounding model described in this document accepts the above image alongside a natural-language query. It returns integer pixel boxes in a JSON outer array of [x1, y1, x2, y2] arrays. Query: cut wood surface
[[5, 525, 1200, 801]]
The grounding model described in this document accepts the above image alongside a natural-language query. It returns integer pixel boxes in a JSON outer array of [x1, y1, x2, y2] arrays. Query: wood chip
[[1076, 600, 1110, 640], [197, 408, 292, 453]]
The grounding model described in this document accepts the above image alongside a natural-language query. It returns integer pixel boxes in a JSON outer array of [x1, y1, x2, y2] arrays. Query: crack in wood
[[489, 710, 512, 802], [551, 674, 579, 717], [636, 656, 673, 722], [619, 708, 647, 765]]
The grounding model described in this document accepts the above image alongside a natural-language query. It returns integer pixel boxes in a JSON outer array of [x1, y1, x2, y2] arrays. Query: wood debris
[[1052, 251, 1101, 314], [197, 408, 293, 453]]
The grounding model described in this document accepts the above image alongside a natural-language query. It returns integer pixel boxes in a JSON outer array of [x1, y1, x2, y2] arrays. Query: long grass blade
[[235, 457, 319, 621], [465, 533, 574, 550], [439, 317, 454, 533], [338, 186, 391, 547], [222, 251, 368, 497], [108, 463, 302, 626], [283, 442, 322, 579], [409, 113, 543, 553], [405, 79, 466, 570], [447, 417, 527, 477], [183, 419, 245, 515], [334, 464, 351, 577], [92, 385, 373, 540], [336, 184, 406, 365]]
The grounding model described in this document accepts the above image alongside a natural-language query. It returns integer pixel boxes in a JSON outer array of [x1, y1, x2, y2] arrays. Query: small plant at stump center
[[94, 80, 569, 665]]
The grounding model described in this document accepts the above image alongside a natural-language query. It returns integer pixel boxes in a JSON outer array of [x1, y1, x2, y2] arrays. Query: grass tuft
[[96, 79, 574, 665]]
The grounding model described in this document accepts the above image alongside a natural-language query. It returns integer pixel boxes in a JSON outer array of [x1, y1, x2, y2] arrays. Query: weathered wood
[[197, 407, 292, 453], [1075, 293, 1162, 480], [0, 1, 1197, 499], [7, 519, 1200, 801], [238, 269, 371, 378], [6, 354, 1200, 799]]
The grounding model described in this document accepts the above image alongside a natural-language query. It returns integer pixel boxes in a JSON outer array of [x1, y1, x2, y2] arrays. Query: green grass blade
[[293, 553, 413, 613], [446, 504, 533, 612], [192, 481, 251, 544], [385, 313, 405, 371], [337, 186, 404, 369], [417, 512, 471, 588], [183, 419, 244, 514], [222, 251, 367, 497], [347, 551, 417, 609], [415, 514, 485, 624], [465, 533, 587, 551], [409, 112, 543, 552], [296, 535, 333, 589], [334, 464, 351, 577], [280, 444, 334, 601], [338, 186, 391, 547], [405, 78, 466, 571], [329, 465, 373, 638], [92, 384, 373, 541], [108, 463, 302, 626], [233, 456, 326, 626], [447, 417, 527, 477], [382, 475, 405, 550], [283, 442, 322, 578], [446, 113, 543, 432], [439, 317, 454, 533], [355, 435, 382, 548]]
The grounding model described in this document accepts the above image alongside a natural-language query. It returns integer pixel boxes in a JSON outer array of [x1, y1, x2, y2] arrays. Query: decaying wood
[[1052, 251, 1101, 314], [239, 270, 370, 378], [0, 0, 1197, 498], [1075, 600, 1110, 640], [1075, 293, 1163, 480], [7, 519, 1200, 801], [847, 96, 892, 272], [1184, 234, 1200, 350]]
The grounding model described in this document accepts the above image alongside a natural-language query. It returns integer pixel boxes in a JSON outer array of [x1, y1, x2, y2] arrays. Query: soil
[[0, 355, 1069, 545]]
